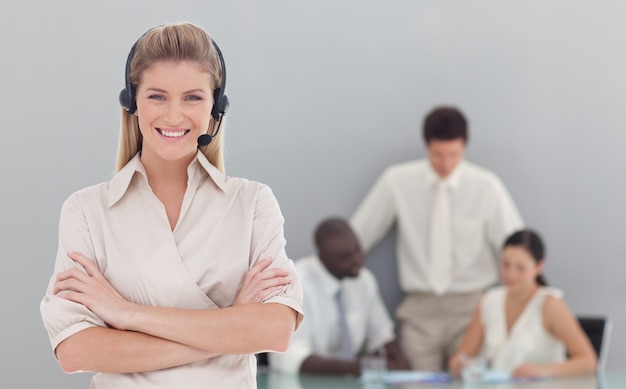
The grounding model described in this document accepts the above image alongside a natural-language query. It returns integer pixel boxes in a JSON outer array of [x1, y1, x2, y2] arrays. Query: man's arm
[[300, 355, 360, 376], [384, 341, 410, 370], [350, 170, 397, 253], [488, 176, 525, 248]]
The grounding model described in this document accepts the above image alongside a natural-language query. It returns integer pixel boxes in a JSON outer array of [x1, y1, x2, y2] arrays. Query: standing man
[[268, 217, 409, 375], [350, 106, 524, 372]]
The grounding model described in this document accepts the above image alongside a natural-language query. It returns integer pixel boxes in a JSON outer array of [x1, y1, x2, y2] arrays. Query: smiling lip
[[156, 128, 190, 138]]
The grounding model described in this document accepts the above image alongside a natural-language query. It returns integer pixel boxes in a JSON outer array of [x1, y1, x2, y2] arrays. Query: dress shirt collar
[[424, 159, 465, 190], [312, 255, 343, 298], [108, 151, 227, 207]]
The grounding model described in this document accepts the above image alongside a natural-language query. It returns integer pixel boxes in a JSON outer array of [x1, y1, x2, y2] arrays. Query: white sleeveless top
[[481, 286, 566, 370]]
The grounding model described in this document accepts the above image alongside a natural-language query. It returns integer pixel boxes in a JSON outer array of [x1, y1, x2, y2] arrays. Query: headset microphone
[[197, 113, 225, 146], [197, 134, 213, 147], [198, 39, 230, 147]]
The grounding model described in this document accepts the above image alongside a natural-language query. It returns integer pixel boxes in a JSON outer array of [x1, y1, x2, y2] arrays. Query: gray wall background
[[1, 1, 624, 387]]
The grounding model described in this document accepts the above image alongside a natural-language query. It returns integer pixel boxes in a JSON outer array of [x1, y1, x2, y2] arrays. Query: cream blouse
[[40, 151, 303, 388], [481, 286, 566, 370]]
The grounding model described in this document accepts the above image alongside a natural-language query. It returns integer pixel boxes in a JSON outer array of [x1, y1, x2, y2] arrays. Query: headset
[[119, 27, 230, 146]]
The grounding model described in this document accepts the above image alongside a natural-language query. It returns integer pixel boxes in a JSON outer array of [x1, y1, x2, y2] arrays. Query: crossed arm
[[54, 252, 298, 374]]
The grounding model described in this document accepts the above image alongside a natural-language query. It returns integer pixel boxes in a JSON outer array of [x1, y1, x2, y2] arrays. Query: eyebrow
[[144, 87, 208, 94]]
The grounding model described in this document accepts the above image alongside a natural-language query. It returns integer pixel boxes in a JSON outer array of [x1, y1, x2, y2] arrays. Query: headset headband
[[118, 27, 229, 122]]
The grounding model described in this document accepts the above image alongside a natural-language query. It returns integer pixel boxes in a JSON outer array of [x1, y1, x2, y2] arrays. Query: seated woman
[[449, 229, 597, 378]]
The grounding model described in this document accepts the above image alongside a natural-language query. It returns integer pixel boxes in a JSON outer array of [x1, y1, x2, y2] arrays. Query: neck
[[140, 151, 193, 188]]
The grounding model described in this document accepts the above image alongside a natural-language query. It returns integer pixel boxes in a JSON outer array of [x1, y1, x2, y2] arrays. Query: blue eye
[[185, 95, 202, 101], [148, 94, 165, 101]]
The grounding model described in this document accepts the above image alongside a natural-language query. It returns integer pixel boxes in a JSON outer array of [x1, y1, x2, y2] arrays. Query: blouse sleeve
[[39, 192, 107, 353], [268, 313, 313, 374], [249, 184, 304, 328]]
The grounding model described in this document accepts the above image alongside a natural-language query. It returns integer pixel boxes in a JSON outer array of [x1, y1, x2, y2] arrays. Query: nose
[[500, 265, 514, 281], [442, 157, 457, 173], [164, 101, 184, 125]]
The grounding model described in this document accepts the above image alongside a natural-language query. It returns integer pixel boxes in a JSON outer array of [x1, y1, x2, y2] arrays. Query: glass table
[[258, 370, 626, 389]]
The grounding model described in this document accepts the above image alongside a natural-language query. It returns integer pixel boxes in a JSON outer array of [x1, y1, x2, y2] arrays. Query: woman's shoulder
[[64, 181, 110, 205], [538, 286, 564, 304], [223, 175, 274, 198], [540, 287, 574, 323], [540, 287, 566, 309], [480, 286, 507, 312], [196, 153, 271, 196], [57, 181, 112, 220], [223, 174, 265, 188], [218, 176, 284, 215], [540, 287, 576, 333], [483, 285, 507, 301]]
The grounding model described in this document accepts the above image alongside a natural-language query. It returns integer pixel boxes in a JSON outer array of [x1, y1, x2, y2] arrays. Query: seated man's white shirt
[[269, 255, 394, 373]]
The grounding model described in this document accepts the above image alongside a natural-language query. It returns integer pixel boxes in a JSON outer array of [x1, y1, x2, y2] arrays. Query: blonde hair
[[116, 22, 225, 172]]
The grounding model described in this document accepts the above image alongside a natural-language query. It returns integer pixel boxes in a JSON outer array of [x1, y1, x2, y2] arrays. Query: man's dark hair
[[314, 217, 351, 250], [423, 106, 468, 144]]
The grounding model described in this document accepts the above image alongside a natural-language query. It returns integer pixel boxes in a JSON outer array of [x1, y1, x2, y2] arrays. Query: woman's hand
[[53, 251, 135, 330], [447, 353, 464, 377], [511, 363, 549, 379], [233, 257, 290, 306]]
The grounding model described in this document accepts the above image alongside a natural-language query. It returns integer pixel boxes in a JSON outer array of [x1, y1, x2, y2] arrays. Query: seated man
[[269, 217, 409, 375]]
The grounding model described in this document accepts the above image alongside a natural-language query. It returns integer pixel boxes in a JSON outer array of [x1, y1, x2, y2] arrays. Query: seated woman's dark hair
[[503, 229, 548, 286]]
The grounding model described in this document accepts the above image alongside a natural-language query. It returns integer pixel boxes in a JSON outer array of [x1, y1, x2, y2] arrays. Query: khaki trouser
[[396, 290, 483, 372]]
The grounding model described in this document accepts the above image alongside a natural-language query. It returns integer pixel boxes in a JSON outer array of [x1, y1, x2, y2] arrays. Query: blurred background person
[[351, 106, 524, 371], [449, 229, 597, 378], [269, 217, 409, 375]]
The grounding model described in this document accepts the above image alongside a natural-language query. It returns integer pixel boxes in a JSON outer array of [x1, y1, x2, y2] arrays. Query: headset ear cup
[[120, 38, 139, 114], [119, 89, 129, 111], [119, 88, 136, 114], [211, 89, 223, 120], [220, 94, 230, 116], [212, 90, 229, 120]]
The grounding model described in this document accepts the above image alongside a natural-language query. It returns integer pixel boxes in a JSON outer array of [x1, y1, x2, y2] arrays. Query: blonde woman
[[41, 22, 303, 388]]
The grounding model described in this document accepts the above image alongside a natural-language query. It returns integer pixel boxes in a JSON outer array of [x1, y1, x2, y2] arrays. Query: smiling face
[[135, 60, 214, 167], [499, 245, 544, 293]]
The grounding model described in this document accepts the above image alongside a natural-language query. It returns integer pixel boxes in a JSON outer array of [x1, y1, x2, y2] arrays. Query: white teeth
[[160, 130, 186, 138]]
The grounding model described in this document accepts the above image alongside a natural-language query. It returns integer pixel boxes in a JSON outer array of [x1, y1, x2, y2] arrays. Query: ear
[[535, 259, 545, 275]]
